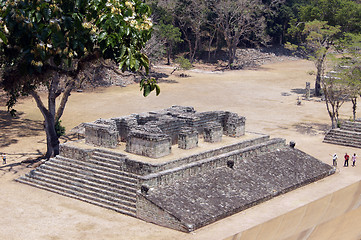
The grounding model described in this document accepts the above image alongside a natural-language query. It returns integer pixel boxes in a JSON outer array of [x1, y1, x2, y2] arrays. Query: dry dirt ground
[[1, 59, 361, 239]]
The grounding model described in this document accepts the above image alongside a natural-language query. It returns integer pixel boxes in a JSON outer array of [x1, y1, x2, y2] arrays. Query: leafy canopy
[[0, 0, 156, 110]]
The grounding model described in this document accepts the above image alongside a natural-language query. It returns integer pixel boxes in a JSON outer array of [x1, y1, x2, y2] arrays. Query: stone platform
[[16, 107, 335, 232], [138, 147, 335, 231], [324, 119, 361, 148]]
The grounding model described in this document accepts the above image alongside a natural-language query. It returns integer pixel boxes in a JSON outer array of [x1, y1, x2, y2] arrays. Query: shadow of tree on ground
[[0, 110, 43, 148]]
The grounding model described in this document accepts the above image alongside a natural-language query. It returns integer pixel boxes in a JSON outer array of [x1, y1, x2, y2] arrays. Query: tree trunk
[[44, 112, 60, 158], [315, 72, 322, 97], [31, 91, 60, 159], [207, 29, 216, 62], [30, 74, 74, 159], [166, 44, 171, 65], [352, 97, 357, 121], [324, 91, 337, 129], [227, 44, 236, 69]]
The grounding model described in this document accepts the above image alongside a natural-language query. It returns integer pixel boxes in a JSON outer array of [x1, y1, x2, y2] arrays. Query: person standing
[[352, 153, 357, 167], [2, 153, 6, 165], [332, 153, 338, 167], [344, 153, 350, 167]]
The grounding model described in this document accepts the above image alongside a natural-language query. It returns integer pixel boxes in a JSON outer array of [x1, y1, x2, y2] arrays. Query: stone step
[[40, 163, 137, 194], [91, 152, 124, 164], [341, 121, 361, 132], [326, 129, 361, 139], [43, 160, 137, 189], [324, 136, 361, 144], [23, 172, 137, 209], [323, 139, 361, 148], [16, 177, 136, 217], [94, 148, 127, 158], [324, 129, 361, 147], [324, 137, 361, 145], [86, 155, 123, 170], [35, 167, 137, 200], [51, 156, 138, 183], [324, 133, 361, 142]]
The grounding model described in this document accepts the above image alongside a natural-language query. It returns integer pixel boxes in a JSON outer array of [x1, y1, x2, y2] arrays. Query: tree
[[336, 33, 361, 120], [175, 0, 207, 63], [322, 68, 361, 129], [302, 20, 340, 96], [323, 36, 361, 128], [263, 0, 291, 45], [211, 0, 268, 69], [146, 0, 181, 65], [158, 21, 182, 65], [0, 0, 158, 158], [298, 0, 361, 34]]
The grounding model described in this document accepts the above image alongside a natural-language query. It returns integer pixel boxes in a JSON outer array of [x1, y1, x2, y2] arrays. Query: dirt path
[[1, 59, 361, 239]]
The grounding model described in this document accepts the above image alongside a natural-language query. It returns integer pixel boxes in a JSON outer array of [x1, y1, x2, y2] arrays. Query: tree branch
[[55, 77, 75, 121]]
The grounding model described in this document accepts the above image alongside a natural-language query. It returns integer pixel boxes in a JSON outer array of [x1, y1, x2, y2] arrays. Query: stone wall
[[178, 127, 198, 150], [84, 106, 246, 158], [59, 143, 94, 161], [136, 194, 187, 232], [138, 138, 286, 187], [223, 112, 246, 137], [119, 134, 270, 175], [84, 119, 119, 148], [126, 130, 172, 158], [203, 122, 223, 143], [112, 116, 138, 142]]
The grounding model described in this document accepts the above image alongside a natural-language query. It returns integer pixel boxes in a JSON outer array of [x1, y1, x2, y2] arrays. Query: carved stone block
[[203, 122, 222, 143], [126, 130, 171, 158], [178, 127, 198, 150]]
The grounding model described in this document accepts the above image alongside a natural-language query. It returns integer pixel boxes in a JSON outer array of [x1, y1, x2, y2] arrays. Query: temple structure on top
[[83, 106, 246, 158]]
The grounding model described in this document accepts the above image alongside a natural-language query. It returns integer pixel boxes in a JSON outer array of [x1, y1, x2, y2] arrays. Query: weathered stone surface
[[86, 106, 246, 156], [223, 112, 246, 137], [126, 130, 172, 158], [324, 120, 361, 148], [17, 106, 335, 234], [84, 120, 119, 148], [203, 122, 223, 143], [59, 142, 93, 161], [141, 148, 335, 232], [178, 127, 198, 150]]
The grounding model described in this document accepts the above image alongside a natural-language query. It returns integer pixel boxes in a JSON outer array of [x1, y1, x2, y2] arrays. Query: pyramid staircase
[[17, 134, 282, 217], [17, 133, 323, 232], [323, 120, 361, 148], [17, 149, 139, 217]]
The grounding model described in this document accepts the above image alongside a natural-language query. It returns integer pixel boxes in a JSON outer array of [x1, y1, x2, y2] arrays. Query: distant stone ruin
[[17, 106, 335, 232], [324, 119, 361, 148]]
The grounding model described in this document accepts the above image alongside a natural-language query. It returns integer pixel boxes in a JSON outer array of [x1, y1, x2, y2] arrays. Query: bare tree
[[211, 0, 268, 69], [322, 69, 361, 129], [175, 0, 207, 63]]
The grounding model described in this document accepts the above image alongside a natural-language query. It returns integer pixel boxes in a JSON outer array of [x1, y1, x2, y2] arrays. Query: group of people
[[332, 153, 357, 167]]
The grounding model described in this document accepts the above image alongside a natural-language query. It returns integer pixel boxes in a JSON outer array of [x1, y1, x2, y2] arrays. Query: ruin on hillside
[[17, 106, 335, 232]]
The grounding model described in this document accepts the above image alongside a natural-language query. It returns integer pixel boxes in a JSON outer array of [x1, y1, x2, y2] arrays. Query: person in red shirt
[[344, 153, 350, 167]]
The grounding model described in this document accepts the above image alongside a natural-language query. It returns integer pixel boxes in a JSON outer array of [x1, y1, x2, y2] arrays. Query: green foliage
[[55, 119, 66, 137], [297, 0, 361, 33], [175, 56, 192, 70], [140, 77, 160, 97], [158, 21, 182, 45], [0, 0, 156, 111]]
